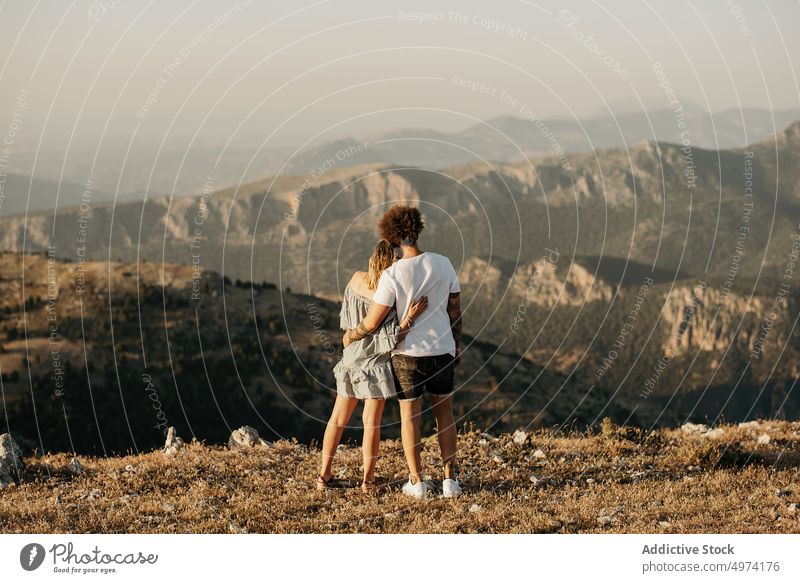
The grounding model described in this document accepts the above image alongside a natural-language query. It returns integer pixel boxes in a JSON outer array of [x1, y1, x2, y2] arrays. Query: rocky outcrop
[[228, 426, 270, 450], [163, 427, 186, 456], [0, 434, 24, 488], [661, 282, 772, 357]]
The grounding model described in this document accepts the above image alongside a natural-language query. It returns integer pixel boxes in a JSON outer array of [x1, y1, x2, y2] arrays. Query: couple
[[318, 205, 463, 499]]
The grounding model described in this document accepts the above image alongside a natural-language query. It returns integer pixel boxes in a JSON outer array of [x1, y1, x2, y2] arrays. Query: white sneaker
[[402, 479, 429, 499], [442, 478, 462, 498]]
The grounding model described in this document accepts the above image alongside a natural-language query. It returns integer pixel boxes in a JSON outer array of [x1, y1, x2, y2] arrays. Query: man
[[342, 205, 462, 499]]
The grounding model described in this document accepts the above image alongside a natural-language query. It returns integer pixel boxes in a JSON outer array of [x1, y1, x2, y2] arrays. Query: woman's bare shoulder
[[349, 271, 367, 288]]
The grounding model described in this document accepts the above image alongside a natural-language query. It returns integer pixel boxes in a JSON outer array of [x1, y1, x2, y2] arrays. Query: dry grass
[[1, 420, 799, 534]]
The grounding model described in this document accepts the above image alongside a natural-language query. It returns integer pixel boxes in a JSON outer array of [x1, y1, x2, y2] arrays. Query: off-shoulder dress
[[332, 286, 400, 399]]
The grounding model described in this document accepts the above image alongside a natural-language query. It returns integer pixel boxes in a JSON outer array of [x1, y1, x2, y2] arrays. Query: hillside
[[0, 252, 621, 455], [1, 421, 799, 534]]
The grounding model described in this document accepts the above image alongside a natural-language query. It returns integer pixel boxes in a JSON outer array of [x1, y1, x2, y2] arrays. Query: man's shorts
[[391, 353, 455, 400]]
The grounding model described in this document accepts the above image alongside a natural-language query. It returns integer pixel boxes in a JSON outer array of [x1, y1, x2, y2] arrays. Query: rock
[[67, 457, 85, 475], [681, 422, 710, 435], [788, 503, 797, 514], [775, 489, 790, 498], [490, 452, 504, 464], [512, 429, 528, 445], [658, 521, 671, 528], [0, 433, 24, 487], [757, 433, 771, 445], [738, 420, 761, 429], [532, 449, 546, 459], [87, 489, 102, 500], [163, 427, 185, 455], [124, 464, 137, 473], [597, 515, 615, 526], [162, 502, 176, 513], [469, 504, 482, 513], [228, 426, 270, 449]]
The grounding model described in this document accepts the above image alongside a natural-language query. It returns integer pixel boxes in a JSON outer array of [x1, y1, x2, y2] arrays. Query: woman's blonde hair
[[364, 240, 395, 290]]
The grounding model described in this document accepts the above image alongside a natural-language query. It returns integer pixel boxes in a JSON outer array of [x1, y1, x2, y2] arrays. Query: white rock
[[757, 433, 771, 445], [512, 430, 528, 445], [68, 457, 85, 475], [788, 503, 797, 514], [703, 428, 725, 439], [658, 521, 671, 528], [491, 453, 504, 464], [228, 426, 270, 449], [0, 433, 24, 487], [163, 427, 185, 455], [468, 504, 482, 513], [532, 449, 547, 459], [681, 422, 710, 435], [738, 420, 761, 429]]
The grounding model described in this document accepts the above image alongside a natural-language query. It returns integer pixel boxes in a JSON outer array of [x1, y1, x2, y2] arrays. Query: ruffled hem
[[333, 361, 396, 399]]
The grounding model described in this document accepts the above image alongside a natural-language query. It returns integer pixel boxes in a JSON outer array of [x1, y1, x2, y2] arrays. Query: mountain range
[[1, 119, 799, 448]]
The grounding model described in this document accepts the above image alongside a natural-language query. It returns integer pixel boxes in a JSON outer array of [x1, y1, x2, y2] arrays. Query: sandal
[[316, 475, 333, 490]]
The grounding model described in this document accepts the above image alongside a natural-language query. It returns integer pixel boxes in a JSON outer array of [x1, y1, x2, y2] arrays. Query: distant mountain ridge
[[5, 106, 798, 203], [285, 106, 800, 176]]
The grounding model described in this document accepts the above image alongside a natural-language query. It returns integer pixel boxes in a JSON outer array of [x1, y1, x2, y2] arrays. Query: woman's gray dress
[[333, 286, 400, 399]]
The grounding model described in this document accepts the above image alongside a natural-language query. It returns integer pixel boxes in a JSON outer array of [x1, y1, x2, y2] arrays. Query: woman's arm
[[395, 296, 428, 344], [342, 301, 391, 347], [343, 296, 428, 347]]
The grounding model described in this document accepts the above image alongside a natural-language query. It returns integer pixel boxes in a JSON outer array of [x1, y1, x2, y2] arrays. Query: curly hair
[[377, 205, 424, 246]]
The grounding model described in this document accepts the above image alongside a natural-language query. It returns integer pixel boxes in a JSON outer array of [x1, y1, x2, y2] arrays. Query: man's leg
[[398, 398, 423, 483], [430, 393, 457, 479]]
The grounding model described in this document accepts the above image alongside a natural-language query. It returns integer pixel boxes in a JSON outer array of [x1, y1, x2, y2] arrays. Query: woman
[[318, 240, 427, 492]]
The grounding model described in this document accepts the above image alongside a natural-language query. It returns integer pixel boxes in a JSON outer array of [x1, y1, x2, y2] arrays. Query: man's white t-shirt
[[373, 251, 460, 357]]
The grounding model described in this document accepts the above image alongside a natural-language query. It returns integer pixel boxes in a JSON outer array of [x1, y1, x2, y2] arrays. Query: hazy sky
[[1, 0, 799, 150]]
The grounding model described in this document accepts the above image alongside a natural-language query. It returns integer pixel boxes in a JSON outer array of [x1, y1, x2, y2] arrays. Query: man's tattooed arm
[[447, 292, 462, 364]]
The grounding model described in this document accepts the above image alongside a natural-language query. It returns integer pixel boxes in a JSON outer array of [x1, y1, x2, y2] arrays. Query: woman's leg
[[319, 396, 358, 481], [361, 398, 386, 485]]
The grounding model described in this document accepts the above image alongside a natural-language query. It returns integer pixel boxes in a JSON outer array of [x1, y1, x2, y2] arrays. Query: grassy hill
[[1, 421, 799, 533]]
